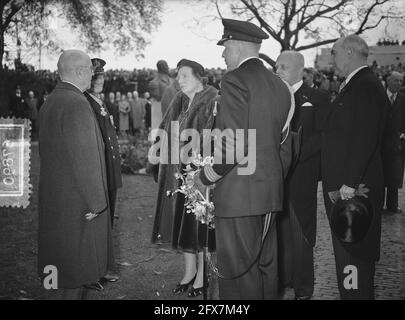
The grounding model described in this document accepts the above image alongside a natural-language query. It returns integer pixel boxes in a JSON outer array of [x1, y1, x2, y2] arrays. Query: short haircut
[[342, 35, 369, 58]]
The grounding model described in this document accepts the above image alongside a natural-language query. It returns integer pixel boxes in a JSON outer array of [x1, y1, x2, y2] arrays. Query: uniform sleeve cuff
[[95, 205, 108, 216], [200, 165, 221, 186]]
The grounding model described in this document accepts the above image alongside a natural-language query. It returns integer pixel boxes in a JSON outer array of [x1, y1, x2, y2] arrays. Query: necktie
[[338, 80, 346, 93], [391, 94, 396, 104]]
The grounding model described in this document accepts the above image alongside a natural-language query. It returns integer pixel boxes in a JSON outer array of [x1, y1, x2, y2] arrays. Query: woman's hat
[[177, 59, 205, 78], [330, 195, 373, 244]]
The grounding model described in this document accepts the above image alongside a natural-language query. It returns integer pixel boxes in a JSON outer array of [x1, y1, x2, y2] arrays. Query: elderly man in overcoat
[[38, 50, 114, 300], [196, 18, 293, 300], [322, 35, 387, 299], [382, 71, 405, 213], [275, 51, 330, 300]]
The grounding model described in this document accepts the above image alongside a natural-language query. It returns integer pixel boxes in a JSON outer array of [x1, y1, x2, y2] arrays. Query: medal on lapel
[[100, 106, 107, 117]]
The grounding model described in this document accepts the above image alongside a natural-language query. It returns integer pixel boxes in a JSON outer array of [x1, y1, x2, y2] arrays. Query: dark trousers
[[108, 188, 117, 226], [323, 192, 376, 299], [215, 213, 278, 300], [278, 203, 314, 298], [384, 187, 398, 210]]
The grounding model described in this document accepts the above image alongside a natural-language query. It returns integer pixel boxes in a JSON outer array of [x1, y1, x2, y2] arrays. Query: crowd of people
[[9, 16, 403, 301], [5, 59, 405, 139], [376, 38, 405, 46]]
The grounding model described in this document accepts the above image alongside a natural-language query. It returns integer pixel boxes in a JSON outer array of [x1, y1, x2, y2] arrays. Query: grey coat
[[38, 82, 114, 288]]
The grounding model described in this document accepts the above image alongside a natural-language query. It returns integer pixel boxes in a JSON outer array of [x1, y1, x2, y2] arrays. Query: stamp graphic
[[0, 118, 31, 208]]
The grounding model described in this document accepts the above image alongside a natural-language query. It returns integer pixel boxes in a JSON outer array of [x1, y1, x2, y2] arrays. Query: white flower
[[194, 203, 206, 216]]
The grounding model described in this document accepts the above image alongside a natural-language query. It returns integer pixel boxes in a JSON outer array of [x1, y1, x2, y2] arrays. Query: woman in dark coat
[[151, 59, 218, 298]]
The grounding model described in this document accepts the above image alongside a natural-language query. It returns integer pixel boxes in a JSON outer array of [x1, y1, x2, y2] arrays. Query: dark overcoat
[[38, 82, 114, 288], [287, 83, 330, 246], [381, 91, 405, 188], [151, 85, 219, 244], [321, 67, 388, 261], [201, 58, 292, 217]]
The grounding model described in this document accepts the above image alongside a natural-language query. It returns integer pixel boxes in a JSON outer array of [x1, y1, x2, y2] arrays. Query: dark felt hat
[[91, 58, 106, 76], [330, 196, 373, 244], [217, 18, 269, 46], [177, 59, 205, 78]]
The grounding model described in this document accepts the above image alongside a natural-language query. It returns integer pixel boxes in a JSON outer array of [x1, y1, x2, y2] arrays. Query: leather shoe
[[387, 207, 402, 213], [295, 295, 311, 300], [101, 272, 119, 283], [84, 281, 104, 291], [173, 275, 196, 295]]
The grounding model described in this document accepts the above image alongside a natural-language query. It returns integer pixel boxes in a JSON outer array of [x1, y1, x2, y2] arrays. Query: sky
[[28, 0, 405, 71]]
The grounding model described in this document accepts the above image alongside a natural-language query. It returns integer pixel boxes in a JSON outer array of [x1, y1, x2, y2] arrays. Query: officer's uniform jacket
[[200, 58, 293, 217], [85, 92, 122, 192]]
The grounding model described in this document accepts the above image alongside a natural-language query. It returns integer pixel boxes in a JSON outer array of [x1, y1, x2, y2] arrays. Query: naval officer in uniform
[[84, 58, 122, 285], [195, 18, 294, 299]]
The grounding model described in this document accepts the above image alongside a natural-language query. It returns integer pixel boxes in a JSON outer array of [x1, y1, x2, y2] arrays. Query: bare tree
[[0, 0, 163, 69], [195, 0, 404, 64]]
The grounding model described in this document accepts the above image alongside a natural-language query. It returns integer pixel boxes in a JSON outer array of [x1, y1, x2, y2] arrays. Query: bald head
[[57, 50, 93, 91], [275, 51, 305, 86]]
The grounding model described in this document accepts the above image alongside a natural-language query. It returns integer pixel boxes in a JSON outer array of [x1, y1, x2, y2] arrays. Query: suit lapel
[[295, 83, 311, 107], [334, 67, 371, 103]]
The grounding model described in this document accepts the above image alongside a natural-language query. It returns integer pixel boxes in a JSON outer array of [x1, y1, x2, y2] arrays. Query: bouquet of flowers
[[166, 154, 215, 228]]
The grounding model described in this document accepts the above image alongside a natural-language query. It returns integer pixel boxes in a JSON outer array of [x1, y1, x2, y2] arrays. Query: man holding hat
[[84, 58, 122, 286], [196, 18, 294, 299], [322, 35, 387, 299]]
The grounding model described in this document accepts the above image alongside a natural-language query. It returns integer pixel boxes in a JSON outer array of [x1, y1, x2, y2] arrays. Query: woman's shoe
[[187, 286, 204, 298], [172, 275, 196, 295]]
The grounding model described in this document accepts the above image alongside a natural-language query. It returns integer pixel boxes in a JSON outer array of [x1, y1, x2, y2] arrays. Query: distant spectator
[[105, 92, 120, 133], [25, 90, 39, 139], [148, 60, 173, 102], [302, 68, 316, 88], [144, 92, 152, 130], [9, 86, 25, 118], [127, 92, 135, 130], [130, 91, 146, 135], [378, 75, 386, 90], [118, 93, 130, 137], [38, 90, 49, 111], [303, 68, 316, 88]]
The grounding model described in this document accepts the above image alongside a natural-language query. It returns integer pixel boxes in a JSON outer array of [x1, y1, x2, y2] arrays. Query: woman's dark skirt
[[171, 192, 216, 253]]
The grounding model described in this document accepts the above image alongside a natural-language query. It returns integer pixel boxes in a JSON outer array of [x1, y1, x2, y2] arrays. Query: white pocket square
[[301, 102, 313, 107]]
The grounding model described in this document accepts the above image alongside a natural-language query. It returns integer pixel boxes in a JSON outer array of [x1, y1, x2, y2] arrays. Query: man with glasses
[[38, 50, 113, 300]]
